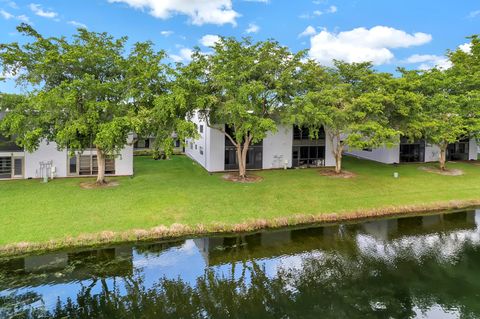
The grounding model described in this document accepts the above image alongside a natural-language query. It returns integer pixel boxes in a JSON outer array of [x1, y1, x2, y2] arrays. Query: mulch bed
[[222, 173, 263, 183], [418, 166, 464, 176], [80, 181, 120, 189], [318, 169, 357, 179]]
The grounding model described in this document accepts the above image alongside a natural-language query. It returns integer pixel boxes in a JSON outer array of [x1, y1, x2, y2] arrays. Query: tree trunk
[[236, 144, 246, 179], [327, 130, 343, 174], [96, 148, 107, 185], [335, 151, 343, 174], [439, 144, 447, 171]]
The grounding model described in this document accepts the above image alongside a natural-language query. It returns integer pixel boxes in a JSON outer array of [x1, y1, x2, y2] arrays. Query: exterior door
[[12, 157, 24, 178], [0, 157, 12, 179]]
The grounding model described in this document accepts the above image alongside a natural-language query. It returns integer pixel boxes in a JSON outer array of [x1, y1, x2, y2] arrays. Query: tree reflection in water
[[2, 210, 480, 318]]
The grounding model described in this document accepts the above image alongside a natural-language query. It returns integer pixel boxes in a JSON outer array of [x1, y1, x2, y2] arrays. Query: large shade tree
[[0, 24, 170, 184], [402, 36, 480, 171], [289, 60, 399, 173], [185, 37, 304, 179]]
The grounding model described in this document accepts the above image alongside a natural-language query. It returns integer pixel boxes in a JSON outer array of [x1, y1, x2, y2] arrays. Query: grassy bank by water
[[1, 155, 480, 255]]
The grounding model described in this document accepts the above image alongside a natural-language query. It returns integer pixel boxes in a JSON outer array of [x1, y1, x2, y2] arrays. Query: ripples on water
[[1, 210, 480, 318]]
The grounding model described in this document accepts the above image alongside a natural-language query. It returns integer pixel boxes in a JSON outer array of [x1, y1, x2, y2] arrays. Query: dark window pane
[[309, 146, 318, 158], [0, 157, 12, 178], [69, 157, 77, 174], [14, 158, 22, 176], [300, 147, 309, 159]]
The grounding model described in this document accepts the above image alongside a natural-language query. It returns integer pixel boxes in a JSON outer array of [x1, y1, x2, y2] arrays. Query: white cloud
[[301, 5, 337, 18], [160, 30, 173, 36], [405, 54, 451, 70], [199, 34, 220, 47], [327, 5, 337, 13], [0, 9, 31, 23], [0, 9, 13, 19], [308, 26, 432, 66], [29, 3, 57, 18], [246, 22, 259, 34], [459, 42, 472, 53], [4, 1, 18, 9], [468, 10, 480, 18], [406, 42, 472, 71], [108, 0, 240, 26], [68, 20, 87, 29], [299, 25, 316, 37], [16, 14, 30, 23], [170, 48, 193, 63]]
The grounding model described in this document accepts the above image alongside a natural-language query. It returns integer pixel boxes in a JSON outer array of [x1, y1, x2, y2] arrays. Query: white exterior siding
[[186, 115, 337, 172], [24, 140, 68, 178], [424, 144, 441, 162], [185, 111, 209, 169], [1, 136, 133, 180], [263, 125, 293, 169], [346, 138, 477, 164], [469, 138, 478, 160], [117, 138, 134, 176], [324, 129, 338, 167], [345, 146, 400, 164], [205, 124, 225, 172]]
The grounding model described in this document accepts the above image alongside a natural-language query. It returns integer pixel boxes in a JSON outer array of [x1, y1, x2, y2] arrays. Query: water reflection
[[1, 210, 480, 318]]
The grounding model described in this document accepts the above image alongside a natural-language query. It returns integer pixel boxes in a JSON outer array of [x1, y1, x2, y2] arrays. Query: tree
[[0, 24, 169, 184], [418, 70, 467, 171], [398, 35, 480, 171], [289, 60, 399, 173], [185, 37, 304, 179]]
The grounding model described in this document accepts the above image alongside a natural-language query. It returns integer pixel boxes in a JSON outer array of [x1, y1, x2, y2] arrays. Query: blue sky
[[0, 0, 479, 92]]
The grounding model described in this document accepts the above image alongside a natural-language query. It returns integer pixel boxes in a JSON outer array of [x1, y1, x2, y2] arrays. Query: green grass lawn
[[1, 155, 480, 246]]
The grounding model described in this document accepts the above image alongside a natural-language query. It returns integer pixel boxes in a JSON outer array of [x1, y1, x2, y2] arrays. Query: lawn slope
[[1, 155, 480, 251]]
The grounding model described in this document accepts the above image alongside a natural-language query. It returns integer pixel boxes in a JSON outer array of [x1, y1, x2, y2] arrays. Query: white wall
[[424, 144, 440, 162], [469, 138, 478, 160], [324, 128, 339, 167], [24, 140, 68, 178], [22, 138, 133, 179], [263, 124, 293, 169], [116, 134, 134, 176], [185, 111, 210, 169], [206, 124, 225, 172], [345, 145, 400, 164]]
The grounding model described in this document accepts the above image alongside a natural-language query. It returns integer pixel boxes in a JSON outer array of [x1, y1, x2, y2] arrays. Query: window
[[199, 125, 204, 133], [190, 142, 193, 149], [78, 155, 115, 175], [362, 148, 373, 152], [175, 139, 181, 147], [134, 139, 149, 149], [195, 144, 197, 150], [13, 158, 23, 176], [69, 156, 77, 174], [199, 146, 204, 155], [0, 157, 12, 179], [293, 125, 325, 140]]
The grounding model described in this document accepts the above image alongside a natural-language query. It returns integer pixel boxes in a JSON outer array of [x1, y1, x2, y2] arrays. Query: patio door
[[12, 157, 24, 178], [0, 157, 12, 179]]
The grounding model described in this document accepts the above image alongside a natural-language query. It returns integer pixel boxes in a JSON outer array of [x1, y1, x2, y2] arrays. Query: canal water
[[1, 209, 480, 318]]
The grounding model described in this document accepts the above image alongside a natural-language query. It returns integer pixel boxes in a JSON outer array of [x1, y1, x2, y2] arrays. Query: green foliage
[[0, 24, 169, 158], [181, 37, 304, 175], [289, 60, 400, 172]]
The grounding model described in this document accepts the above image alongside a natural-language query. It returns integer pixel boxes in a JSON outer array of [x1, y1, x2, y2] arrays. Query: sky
[[0, 0, 479, 93]]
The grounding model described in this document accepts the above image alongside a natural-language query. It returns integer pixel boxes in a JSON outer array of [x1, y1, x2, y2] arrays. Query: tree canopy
[[183, 37, 305, 178], [0, 24, 170, 183]]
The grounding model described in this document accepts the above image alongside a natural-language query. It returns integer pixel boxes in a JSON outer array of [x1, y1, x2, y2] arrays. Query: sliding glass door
[[0, 157, 12, 179]]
